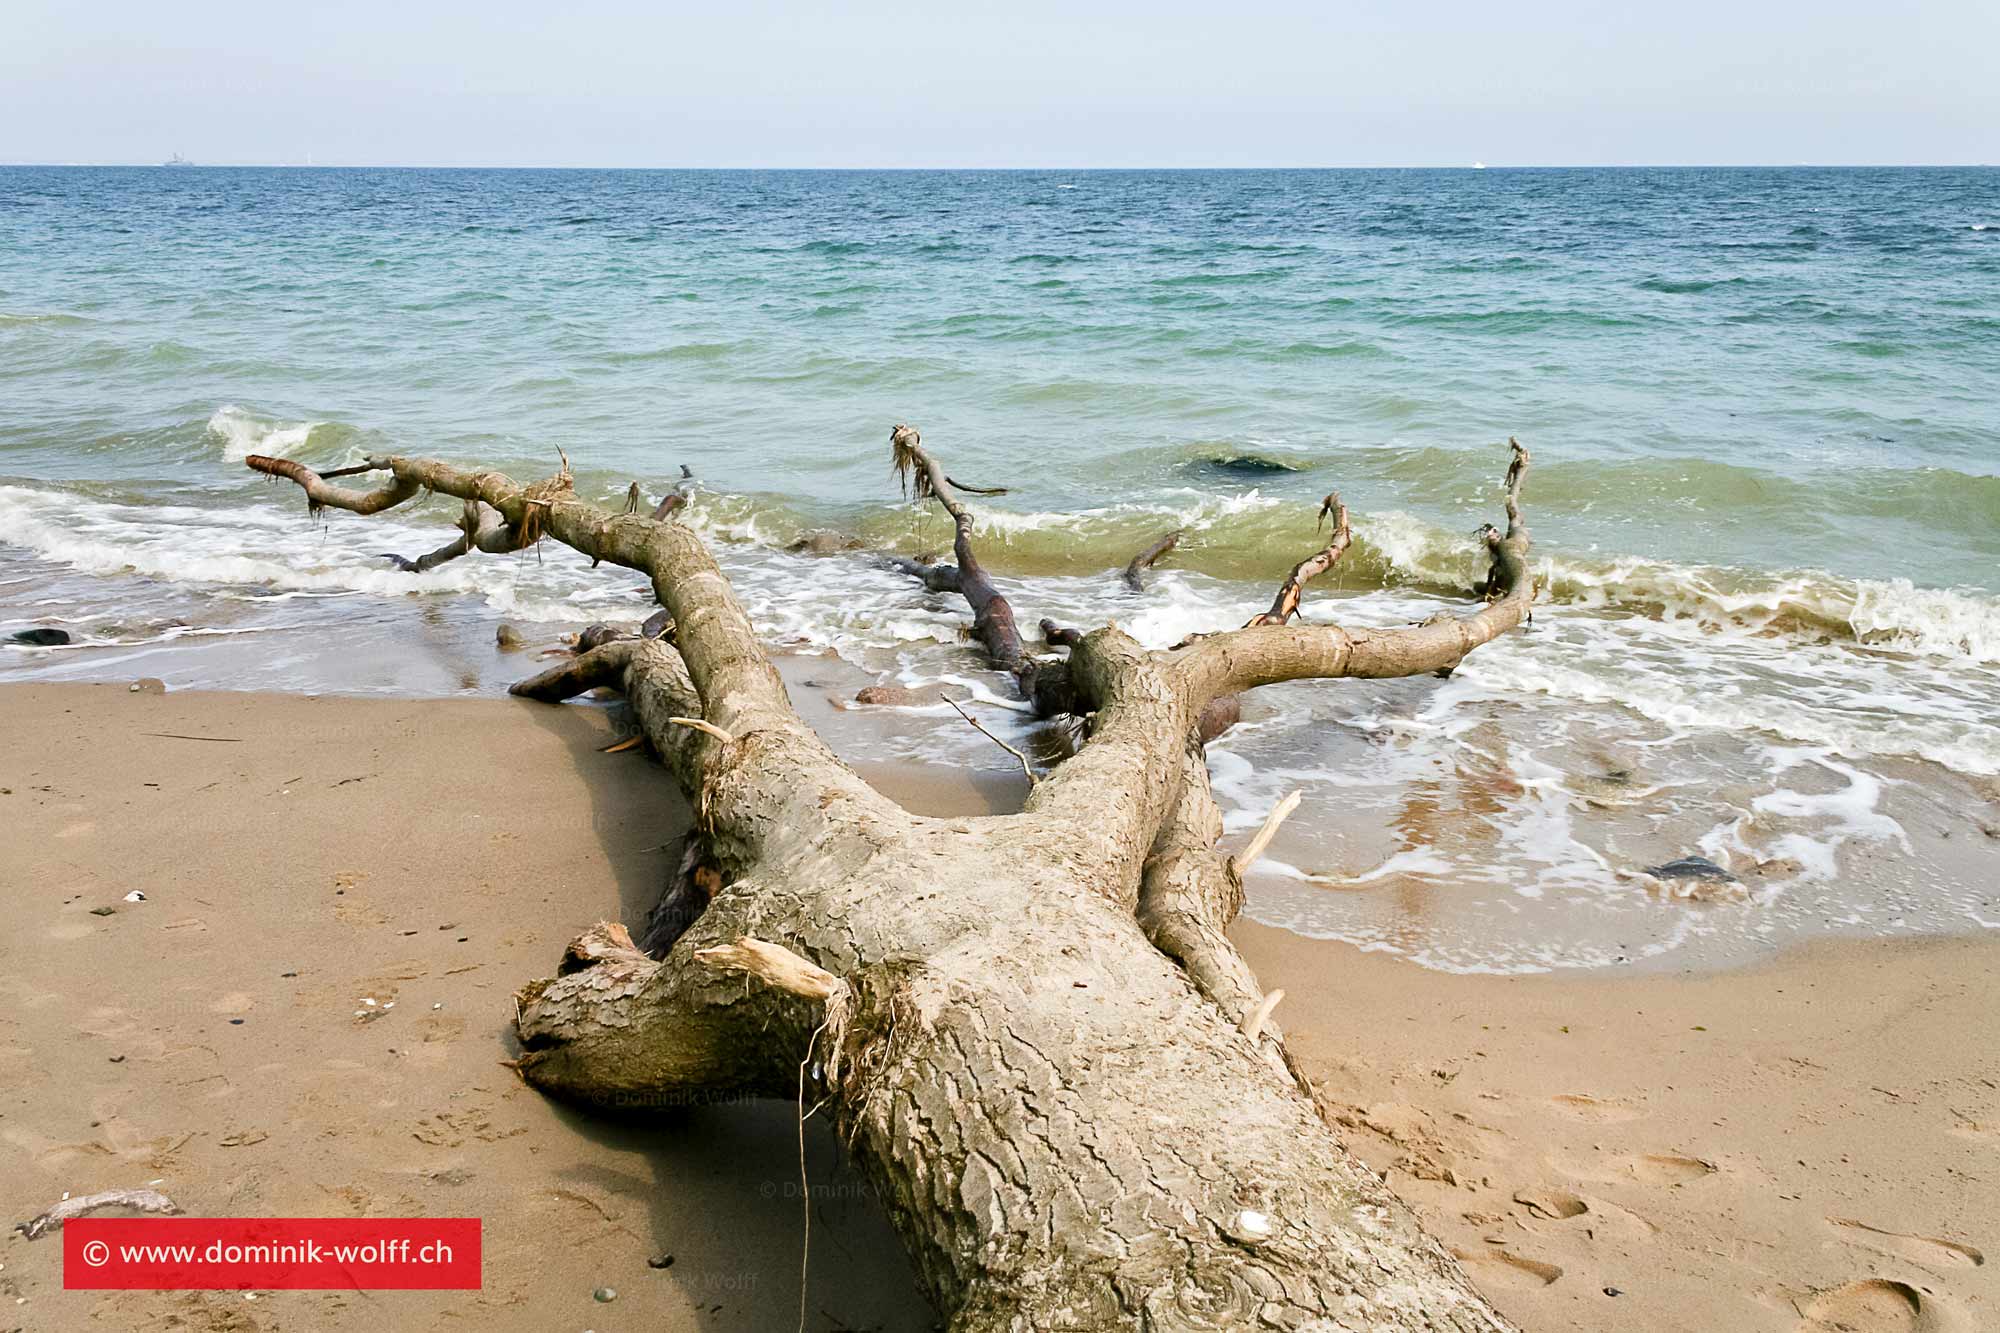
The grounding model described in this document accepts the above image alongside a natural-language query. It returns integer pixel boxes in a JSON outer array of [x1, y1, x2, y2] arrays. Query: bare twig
[[946, 697, 1037, 787], [317, 461, 388, 480]]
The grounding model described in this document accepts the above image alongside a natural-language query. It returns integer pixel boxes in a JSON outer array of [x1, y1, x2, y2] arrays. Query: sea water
[[3, 166, 1996, 970]]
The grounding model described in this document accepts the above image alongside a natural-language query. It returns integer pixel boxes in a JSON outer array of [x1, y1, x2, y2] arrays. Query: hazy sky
[[4, 0, 1995, 167]]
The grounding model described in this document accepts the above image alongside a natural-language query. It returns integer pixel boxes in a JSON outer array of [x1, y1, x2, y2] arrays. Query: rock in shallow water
[[1179, 453, 1303, 478], [1634, 854, 1748, 903], [8, 628, 70, 646], [1643, 855, 1737, 883], [851, 684, 943, 707]]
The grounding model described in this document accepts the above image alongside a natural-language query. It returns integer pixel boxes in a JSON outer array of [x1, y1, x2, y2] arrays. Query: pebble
[[129, 677, 166, 694], [593, 1286, 617, 1303]]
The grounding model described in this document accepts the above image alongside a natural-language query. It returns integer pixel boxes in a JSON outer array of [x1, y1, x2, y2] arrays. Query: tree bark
[[243, 434, 1538, 1331]]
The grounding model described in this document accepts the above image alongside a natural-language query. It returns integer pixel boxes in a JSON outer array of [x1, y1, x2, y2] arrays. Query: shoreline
[[2, 682, 1993, 1331]]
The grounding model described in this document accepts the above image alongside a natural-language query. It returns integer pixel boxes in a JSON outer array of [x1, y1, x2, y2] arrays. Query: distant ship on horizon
[[162, 153, 195, 167]]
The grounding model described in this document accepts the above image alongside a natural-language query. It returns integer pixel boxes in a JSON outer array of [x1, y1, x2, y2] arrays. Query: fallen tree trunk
[[244, 432, 1536, 1331]]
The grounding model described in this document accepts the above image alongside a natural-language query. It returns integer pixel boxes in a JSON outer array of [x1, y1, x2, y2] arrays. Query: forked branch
[[1244, 492, 1351, 626], [888, 424, 1028, 677], [1173, 440, 1534, 705]]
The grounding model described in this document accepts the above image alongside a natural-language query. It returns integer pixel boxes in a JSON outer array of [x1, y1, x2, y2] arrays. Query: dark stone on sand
[[1643, 855, 1737, 883], [8, 628, 70, 646]]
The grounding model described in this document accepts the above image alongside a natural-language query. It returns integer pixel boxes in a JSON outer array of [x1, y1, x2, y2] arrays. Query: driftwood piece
[[245, 432, 1540, 1331], [1123, 528, 1182, 592]]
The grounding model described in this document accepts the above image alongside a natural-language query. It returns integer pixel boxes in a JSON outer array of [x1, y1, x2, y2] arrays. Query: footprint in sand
[[1794, 1278, 1969, 1332], [1513, 1186, 1589, 1220], [1947, 1120, 1996, 1146], [1556, 1151, 1717, 1186], [1451, 1247, 1562, 1289], [1549, 1093, 1646, 1122], [1828, 1218, 1984, 1271], [1627, 1153, 1716, 1183]]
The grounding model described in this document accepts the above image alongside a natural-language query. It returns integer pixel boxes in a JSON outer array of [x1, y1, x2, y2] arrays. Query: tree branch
[[1122, 528, 1181, 592], [1175, 441, 1534, 706], [381, 497, 523, 572], [1244, 493, 1350, 626], [888, 424, 1027, 677], [879, 554, 963, 594], [247, 455, 419, 516], [251, 451, 904, 870]]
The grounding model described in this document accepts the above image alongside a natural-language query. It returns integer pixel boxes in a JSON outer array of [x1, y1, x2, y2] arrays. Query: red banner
[[64, 1217, 481, 1290]]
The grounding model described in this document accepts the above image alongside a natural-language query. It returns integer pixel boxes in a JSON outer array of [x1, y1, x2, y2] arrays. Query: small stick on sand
[[17, 1188, 180, 1240]]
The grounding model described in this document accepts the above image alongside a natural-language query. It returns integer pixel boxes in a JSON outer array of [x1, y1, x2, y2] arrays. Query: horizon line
[[2, 160, 1995, 172]]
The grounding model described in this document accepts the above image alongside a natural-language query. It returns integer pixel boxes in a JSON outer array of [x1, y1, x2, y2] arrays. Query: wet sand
[[1, 682, 1993, 1332]]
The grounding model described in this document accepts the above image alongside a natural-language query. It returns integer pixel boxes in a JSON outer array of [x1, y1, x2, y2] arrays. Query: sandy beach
[[1, 680, 1992, 1331]]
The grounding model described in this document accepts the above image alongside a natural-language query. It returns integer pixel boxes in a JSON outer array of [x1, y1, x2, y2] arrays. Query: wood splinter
[[668, 716, 735, 745], [694, 936, 844, 1004], [1230, 789, 1302, 880], [1241, 988, 1286, 1043]]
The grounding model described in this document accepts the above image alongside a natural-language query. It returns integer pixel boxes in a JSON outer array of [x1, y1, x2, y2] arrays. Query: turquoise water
[[4, 167, 1997, 969]]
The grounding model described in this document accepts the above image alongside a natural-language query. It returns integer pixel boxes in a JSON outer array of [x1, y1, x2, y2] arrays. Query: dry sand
[[0, 682, 1993, 1332]]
